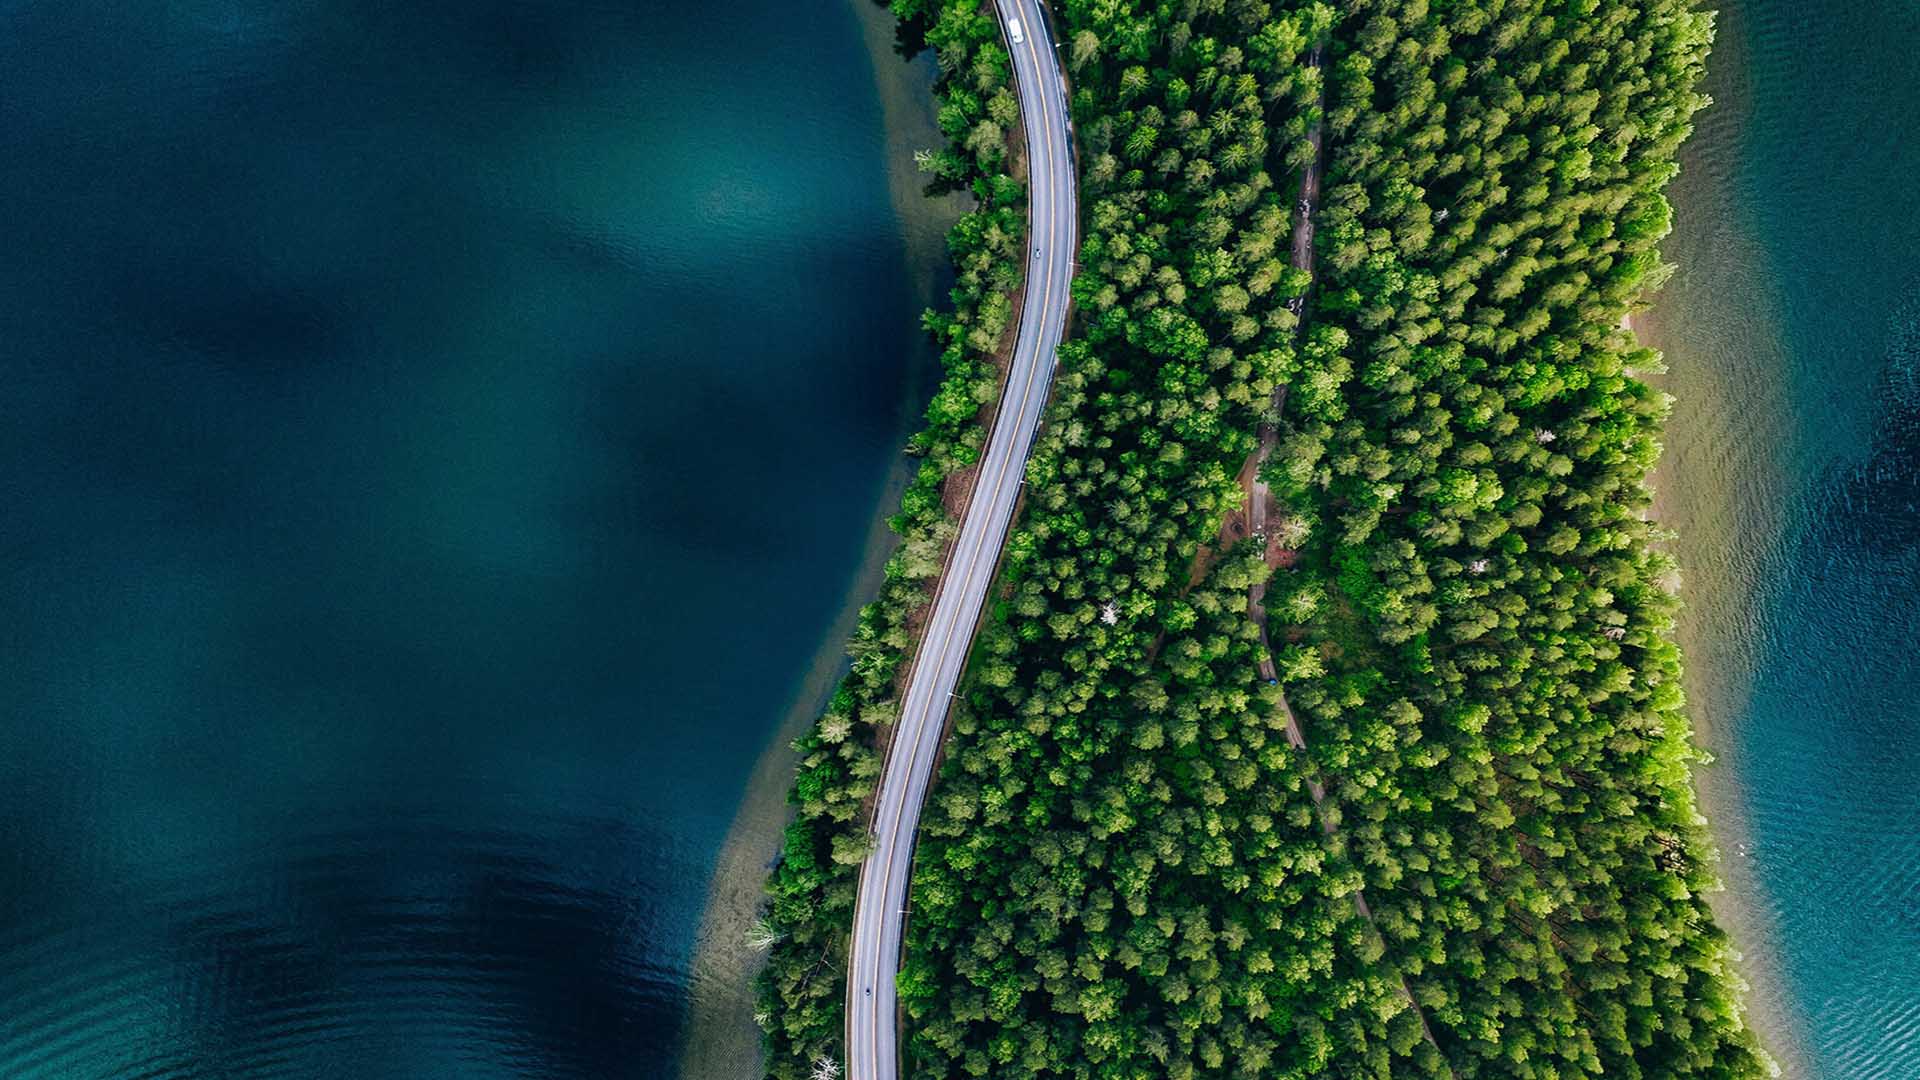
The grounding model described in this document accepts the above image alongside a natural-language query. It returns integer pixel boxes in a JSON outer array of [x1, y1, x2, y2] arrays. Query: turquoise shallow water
[[1651, 1, 1920, 1076], [0, 2, 928, 1076]]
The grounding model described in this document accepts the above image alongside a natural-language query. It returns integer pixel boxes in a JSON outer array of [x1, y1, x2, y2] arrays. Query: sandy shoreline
[[672, 5, 961, 1076], [672, 495, 902, 1080], [1620, 12, 1820, 1068], [1634, 293, 1805, 1078]]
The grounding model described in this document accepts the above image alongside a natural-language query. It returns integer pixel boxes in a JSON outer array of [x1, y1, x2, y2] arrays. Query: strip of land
[[843, 2, 1079, 1077]]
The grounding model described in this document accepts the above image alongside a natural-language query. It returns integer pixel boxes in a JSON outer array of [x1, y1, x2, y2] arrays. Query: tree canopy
[[757, 1, 1768, 1078]]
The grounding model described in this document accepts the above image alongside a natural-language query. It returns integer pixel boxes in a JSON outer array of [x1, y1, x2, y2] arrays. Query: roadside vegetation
[[751, 4, 1029, 1077], [758, 1, 1769, 1078]]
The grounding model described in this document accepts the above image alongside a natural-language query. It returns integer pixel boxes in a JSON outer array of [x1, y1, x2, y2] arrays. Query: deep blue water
[[1653, 1, 1920, 1076], [0, 2, 928, 1076]]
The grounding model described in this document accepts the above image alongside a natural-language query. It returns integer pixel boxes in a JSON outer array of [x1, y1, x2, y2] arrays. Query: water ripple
[[0, 814, 694, 1079]]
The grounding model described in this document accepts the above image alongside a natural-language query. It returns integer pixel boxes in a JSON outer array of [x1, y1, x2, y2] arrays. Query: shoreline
[[1645, 0, 1920, 1072], [673, 487, 909, 1080], [672, 3, 962, 1075], [1635, 296, 1811, 1078], [1628, 7, 1819, 1070]]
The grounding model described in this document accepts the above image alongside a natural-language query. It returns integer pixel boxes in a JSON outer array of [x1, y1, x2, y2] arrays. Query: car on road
[[845, 6, 1075, 1078]]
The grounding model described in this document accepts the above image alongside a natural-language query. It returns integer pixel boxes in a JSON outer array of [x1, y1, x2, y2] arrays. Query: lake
[[1647, 1, 1920, 1076], [0, 2, 939, 1076]]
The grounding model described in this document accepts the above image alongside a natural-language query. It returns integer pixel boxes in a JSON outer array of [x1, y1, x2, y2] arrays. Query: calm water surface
[[1651, 1, 1920, 1076], [0, 2, 930, 1076]]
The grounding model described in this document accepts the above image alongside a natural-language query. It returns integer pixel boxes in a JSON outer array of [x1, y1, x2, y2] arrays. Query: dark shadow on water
[[871, 0, 932, 60], [1815, 298, 1920, 556]]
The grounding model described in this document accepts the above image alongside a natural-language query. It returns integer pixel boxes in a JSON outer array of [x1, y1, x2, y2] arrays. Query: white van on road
[[1008, 17, 1024, 44]]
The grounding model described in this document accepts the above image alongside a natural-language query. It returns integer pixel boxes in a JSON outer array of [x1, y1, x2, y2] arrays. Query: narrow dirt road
[[1241, 43, 1458, 1076]]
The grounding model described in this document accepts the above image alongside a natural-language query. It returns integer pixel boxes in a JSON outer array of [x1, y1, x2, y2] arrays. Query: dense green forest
[[757, 1, 1768, 1078]]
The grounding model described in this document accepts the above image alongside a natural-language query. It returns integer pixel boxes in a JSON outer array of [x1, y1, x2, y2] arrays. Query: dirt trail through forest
[[1236, 44, 1459, 1076]]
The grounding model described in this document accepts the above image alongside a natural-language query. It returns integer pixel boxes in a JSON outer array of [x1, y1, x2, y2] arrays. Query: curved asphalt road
[[844, 2, 1076, 1077]]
